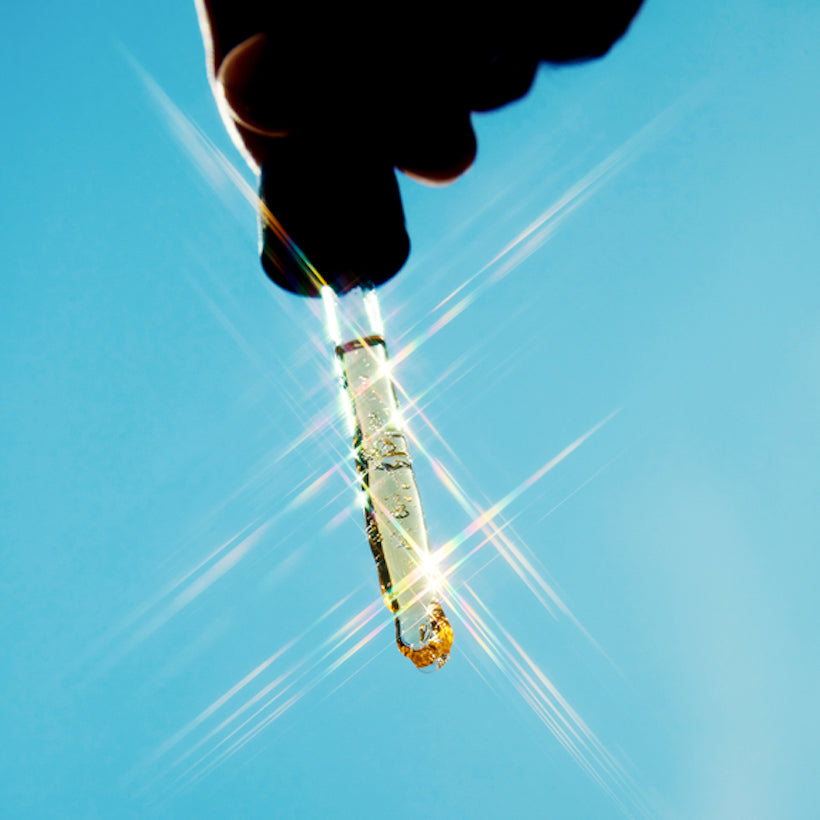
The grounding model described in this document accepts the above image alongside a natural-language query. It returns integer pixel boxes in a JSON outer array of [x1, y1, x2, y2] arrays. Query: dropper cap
[[259, 137, 410, 296]]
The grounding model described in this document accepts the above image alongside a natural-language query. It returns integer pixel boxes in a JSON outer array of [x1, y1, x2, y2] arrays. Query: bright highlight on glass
[[322, 286, 453, 670]]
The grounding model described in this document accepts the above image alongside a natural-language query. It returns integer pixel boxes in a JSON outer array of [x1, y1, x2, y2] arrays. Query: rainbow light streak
[[375, 347, 617, 628], [453, 583, 651, 818], [175, 617, 392, 789], [389, 400, 617, 640], [323, 286, 454, 670], [140, 593, 392, 795], [127, 58, 665, 813], [126, 47, 328, 298], [139, 407, 621, 799]]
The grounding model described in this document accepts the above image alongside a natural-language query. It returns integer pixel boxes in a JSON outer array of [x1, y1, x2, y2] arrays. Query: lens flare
[[323, 286, 453, 670], [123, 59, 674, 815]]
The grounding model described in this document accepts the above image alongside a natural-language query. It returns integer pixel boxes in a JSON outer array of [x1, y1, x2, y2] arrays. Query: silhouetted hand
[[197, 1, 644, 295]]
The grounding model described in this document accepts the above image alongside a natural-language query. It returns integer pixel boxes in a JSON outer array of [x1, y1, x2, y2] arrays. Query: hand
[[196, 2, 643, 295]]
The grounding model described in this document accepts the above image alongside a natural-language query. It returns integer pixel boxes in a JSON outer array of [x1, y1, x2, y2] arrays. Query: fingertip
[[537, 0, 645, 63], [466, 52, 539, 112], [217, 33, 293, 136], [394, 111, 477, 186]]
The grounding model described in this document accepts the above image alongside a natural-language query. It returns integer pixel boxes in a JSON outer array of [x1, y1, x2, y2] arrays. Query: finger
[[217, 30, 363, 139], [214, 21, 373, 163], [393, 107, 477, 185], [259, 135, 410, 296], [465, 51, 540, 112], [535, 0, 645, 63], [379, 49, 478, 185], [217, 33, 294, 137]]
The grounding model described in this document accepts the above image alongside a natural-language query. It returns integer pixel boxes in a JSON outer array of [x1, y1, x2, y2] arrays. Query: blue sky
[[2, 1, 818, 818]]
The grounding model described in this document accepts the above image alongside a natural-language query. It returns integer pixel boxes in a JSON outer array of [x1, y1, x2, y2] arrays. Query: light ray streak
[[442, 447, 630, 676], [132, 459, 355, 648], [457, 594, 592, 772], [142, 584, 360, 780], [322, 506, 353, 532], [123, 49, 372, 517], [125, 50, 658, 815], [145, 641, 296, 770], [452, 450, 621, 589], [445, 582, 651, 818], [387, 368, 467, 463], [174, 612, 391, 790], [127, 46, 629, 504], [435, 93, 701, 323], [117, 478, 332, 658], [330, 404, 619, 681], [80, 518, 260, 673], [152, 524, 269, 616], [384, 103, 705, 443], [130, 594, 358, 801], [172, 667, 303, 778], [133, 589, 368, 799], [415, 415, 618, 637], [94, 451, 352, 689], [108, 520, 273, 666], [146, 408, 623, 799], [290, 464, 344, 508], [536, 449, 628, 522], [123, 48, 328, 297], [442, 411, 617, 543], [321, 638, 392, 700], [159, 591, 394, 791], [146, 414, 631, 807]]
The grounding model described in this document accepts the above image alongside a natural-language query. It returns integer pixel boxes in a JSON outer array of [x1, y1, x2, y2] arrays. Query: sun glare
[[120, 59, 658, 816]]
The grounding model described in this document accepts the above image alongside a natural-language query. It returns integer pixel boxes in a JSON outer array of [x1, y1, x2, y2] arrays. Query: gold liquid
[[336, 335, 453, 670]]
